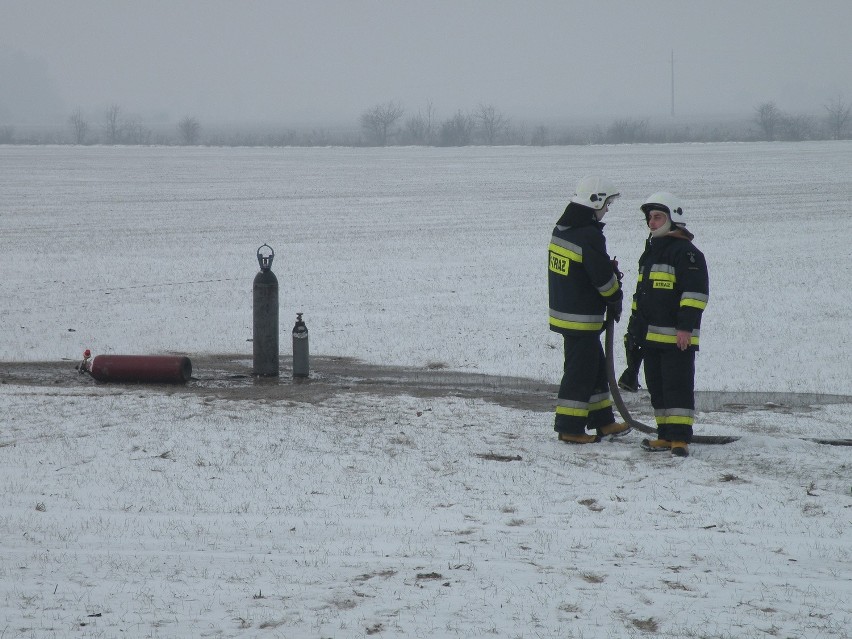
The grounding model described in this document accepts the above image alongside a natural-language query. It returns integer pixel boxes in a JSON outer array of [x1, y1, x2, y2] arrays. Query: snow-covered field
[[1, 143, 850, 638]]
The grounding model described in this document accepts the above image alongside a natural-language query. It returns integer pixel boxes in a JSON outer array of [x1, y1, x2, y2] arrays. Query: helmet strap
[[650, 217, 672, 238]]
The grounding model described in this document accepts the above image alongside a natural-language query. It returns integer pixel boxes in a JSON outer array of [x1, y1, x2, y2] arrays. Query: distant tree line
[[68, 104, 156, 145], [753, 96, 851, 141], [0, 96, 850, 146], [359, 98, 851, 146]]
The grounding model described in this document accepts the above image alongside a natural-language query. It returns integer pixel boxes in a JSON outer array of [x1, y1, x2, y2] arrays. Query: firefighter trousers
[[554, 333, 615, 435], [643, 347, 696, 442]]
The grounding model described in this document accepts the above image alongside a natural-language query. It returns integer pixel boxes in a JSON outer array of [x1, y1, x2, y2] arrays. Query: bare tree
[[123, 118, 152, 145], [530, 125, 549, 146], [401, 100, 436, 145], [403, 114, 429, 145], [606, 118, 648, 144], [360, 101, 404, 146], [780, 113, 816, 141], [0, 125, 13, 144], [504, 122, 527, 145], [754, 101, 781, 141], [305, 128, 330, 146], [824, 94, 851, 140], [69, 109, 89, 144], [474, 104, 508, 145], [439, 111, 475, 146], [178, 116, 201, 145], [103, 104, 122, 144]]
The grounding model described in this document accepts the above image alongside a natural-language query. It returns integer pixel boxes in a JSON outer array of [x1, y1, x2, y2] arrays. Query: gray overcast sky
[[2, 0, 851, 126]]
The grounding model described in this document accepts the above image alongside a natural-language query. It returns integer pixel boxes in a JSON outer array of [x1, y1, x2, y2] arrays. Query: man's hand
[[676, 330, 691, 350], [606, 300, 622, 323]]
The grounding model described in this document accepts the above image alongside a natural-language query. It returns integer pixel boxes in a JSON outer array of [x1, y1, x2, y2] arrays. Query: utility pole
[[670, 50, 675, 117]]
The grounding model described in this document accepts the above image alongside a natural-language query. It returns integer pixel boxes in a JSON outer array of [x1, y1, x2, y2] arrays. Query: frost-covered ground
[[1, 143, 850, 638]]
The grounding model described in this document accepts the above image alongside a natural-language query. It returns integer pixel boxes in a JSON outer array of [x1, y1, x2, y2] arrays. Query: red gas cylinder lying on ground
[[86, 354, 192, 384]]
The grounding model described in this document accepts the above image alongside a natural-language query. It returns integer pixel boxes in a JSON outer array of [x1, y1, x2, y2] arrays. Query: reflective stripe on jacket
[[630, 233, 708, 350], [548, 204, 622, 336]]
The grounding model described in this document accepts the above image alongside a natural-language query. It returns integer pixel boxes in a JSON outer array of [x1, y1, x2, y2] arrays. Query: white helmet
[[640, 191, 685, 226], [570, 176, 620, 210]]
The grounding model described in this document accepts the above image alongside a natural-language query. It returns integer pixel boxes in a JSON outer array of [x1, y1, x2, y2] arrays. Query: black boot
[[617, 368, 640, 392]]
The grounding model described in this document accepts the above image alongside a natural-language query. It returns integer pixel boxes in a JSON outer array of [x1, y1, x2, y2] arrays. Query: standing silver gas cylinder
[[253, 244, 279, 376], [292, 312, 309, 378]]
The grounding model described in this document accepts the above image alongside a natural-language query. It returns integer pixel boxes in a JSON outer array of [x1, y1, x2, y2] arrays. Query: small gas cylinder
[[292, 312, 309, 378]]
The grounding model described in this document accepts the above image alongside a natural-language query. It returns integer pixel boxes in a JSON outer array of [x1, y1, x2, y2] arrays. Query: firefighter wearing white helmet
[[570, 175, 620, 215], [640, 191, 686, 237], [548, 176, 630, 445], [624, 191, 709, 457], [617, 191, 691, 394]]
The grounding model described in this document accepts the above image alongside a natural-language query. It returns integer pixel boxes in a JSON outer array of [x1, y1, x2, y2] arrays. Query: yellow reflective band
[[548, 242, 582, 263], [556, 406, 589, 417], [589, 398, 613, 411], [646, 333, 677, 344], [656, 415, 694, 426], [600, 281, 620, 297], [681, 298, 707, 310], [645, 333, 698, 346], [649, 271, 676, 282], [646, 332, 699, 346], [550, 317, 604, 332]]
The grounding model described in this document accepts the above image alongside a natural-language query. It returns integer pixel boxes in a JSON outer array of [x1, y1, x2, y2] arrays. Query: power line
[[671, 50, 675, 117]]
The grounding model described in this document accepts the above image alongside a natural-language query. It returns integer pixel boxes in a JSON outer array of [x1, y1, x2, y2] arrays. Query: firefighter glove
[[606, 299, 622, 323]]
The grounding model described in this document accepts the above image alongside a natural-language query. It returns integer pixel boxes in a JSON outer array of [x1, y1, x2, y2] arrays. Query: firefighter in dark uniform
[[548, 176, 630, 444], [627, 192, 709, 457]]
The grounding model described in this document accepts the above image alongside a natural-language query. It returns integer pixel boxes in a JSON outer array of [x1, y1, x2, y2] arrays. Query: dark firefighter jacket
[[548, 202, 622, 335], [628, 229, 709, 350]]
